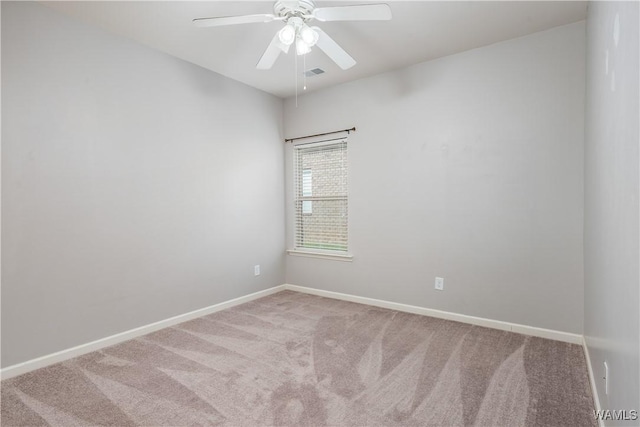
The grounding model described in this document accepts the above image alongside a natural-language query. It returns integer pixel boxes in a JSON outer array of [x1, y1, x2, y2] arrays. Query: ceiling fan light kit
[[193, 0, 392, 71], [278, 17, 319, 56]]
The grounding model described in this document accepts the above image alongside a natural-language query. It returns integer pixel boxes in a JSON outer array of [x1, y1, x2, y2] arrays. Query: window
[[293, 139, 348, 255]]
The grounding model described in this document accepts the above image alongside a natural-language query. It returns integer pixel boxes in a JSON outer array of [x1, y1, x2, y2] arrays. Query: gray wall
[[584, 1, 639, 421], [1, 2, 285, 367], [284, 22, 586, 334]]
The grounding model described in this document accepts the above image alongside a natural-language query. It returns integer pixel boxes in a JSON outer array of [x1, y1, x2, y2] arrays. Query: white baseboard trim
[[1, 283, 584, 381], [283, 284, 583, 344], [0, 285, 287, 381], [582, 336, 604, 427]]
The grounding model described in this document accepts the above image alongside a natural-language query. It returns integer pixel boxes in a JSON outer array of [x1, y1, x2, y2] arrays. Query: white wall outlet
[[603, 361, 609, 395], [435, 277, 444, 291], [254, 265, 260, 276]]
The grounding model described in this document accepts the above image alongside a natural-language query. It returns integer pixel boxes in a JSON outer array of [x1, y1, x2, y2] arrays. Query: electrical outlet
[[254, 265, 260, 276], [435, 277, 444, 291], [604, 361, 609, 395]]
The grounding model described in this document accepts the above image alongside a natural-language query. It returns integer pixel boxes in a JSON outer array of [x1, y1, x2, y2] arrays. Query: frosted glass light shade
[[278, 24, 296, 45], [299, 25, 318, 47], [296, 38, 311, 55]]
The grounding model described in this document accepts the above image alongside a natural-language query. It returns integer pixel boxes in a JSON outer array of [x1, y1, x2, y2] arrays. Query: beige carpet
[[1, 290, 596, 426]]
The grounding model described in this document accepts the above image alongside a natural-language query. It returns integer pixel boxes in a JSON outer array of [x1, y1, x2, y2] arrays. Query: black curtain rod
[[284, 127, 356, 143]]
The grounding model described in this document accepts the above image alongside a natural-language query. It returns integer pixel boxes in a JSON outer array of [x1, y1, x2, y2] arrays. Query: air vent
[[304, 68, 325, 77]]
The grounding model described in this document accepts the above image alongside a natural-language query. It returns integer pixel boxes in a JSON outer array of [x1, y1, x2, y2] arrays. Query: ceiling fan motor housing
[[274, 0, 316, 19]]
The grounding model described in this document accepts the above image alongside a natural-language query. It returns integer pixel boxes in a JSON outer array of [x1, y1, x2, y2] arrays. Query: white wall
[[284, 22, 586, 334], [1, 2, 285, 367], [584, 1, 639, 420]]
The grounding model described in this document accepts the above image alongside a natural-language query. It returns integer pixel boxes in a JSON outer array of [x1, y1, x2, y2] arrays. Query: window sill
[[286, 249, 353, 262]]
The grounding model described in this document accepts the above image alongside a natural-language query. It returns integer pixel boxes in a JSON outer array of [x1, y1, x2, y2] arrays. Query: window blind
[[293, 139, 348, 253]]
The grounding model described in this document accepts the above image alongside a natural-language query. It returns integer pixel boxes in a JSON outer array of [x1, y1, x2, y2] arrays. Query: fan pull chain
[[303, 54, 307, 91], [295, 48, 298, 107]]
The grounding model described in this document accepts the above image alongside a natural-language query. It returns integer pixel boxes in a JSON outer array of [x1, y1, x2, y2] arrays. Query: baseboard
[[283, 284, 583, 344], [1, 283, 584, 381], [583, 336, 604, 427], [0, 285, 287, 380]]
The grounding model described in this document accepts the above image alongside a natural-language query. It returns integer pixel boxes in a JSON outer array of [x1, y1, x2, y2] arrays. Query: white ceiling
[[44, 1, 587, 99]]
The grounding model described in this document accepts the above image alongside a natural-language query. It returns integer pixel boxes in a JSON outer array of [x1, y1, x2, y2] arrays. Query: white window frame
[[288, 138, 352, 261]]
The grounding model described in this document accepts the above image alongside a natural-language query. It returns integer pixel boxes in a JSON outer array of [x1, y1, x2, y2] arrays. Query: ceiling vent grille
[[304, 68, 325, 77]]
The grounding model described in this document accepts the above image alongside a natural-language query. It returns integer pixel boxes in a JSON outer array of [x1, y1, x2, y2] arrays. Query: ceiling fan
[[193, 0, 392, 71]]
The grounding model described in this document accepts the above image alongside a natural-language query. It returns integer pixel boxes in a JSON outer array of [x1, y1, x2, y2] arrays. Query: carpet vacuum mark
[[1, 290, 597, 426]]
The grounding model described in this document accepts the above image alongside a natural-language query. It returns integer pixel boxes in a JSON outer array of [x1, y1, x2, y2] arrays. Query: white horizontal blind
[[294, 140, 348, 252], [302, 169, 313, 214]]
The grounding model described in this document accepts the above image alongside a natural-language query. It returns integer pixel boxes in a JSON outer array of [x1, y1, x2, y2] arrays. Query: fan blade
[[193, 14, 278, 28], [312, 4, 391, 22], [257, 33, 290, 70], [313, 27, 356, 70]]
